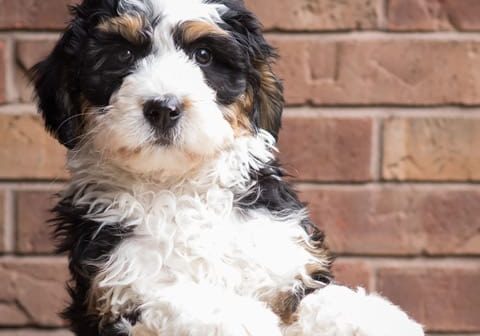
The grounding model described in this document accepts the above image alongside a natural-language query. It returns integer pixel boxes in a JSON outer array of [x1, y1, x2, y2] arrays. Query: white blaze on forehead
[[120, 0, 226, 25]]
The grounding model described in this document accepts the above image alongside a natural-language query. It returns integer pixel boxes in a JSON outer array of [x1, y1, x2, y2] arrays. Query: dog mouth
[[152, 132, 176, 146]]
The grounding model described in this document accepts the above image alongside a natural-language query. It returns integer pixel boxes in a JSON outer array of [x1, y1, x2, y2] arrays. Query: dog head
[[32, 0, 283, 175]]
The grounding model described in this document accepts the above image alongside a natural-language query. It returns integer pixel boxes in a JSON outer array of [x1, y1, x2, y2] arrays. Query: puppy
[[31, 0, 424, 335]]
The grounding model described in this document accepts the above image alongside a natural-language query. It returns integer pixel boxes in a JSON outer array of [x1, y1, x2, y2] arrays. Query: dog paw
[[286, 284, 424, 336], [209, 298, 283, 336], [142, 285, 282, 336], [131, 324, 158, 336]]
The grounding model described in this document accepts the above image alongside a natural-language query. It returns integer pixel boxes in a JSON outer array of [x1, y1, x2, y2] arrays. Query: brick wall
[[0, 0, 479, 334]]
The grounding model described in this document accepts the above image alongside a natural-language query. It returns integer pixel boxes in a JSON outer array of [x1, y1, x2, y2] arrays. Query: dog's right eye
[[117, 49, 134, 63], [194, 48, 213, 66]]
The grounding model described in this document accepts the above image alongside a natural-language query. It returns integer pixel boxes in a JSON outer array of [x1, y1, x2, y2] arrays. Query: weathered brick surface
[[388, 0, 480, 31], [0, 0, 74, 30], [15, 39, 58, 103], [302, 186, 480, 255], [0, 0, 480, 334], [376, 263, 480, 332], [0, 331, 72, 336], [0, 191, 4, 252], [279, 115, 373, 181], [0, 258, 68, 327], [245, 0, 379, 31], [0, 40, 6, 104], [271, 37, 480, 106], [332, 259, 372, 290], [16, 191, 58, 254], [383, 117, 480, 181], [0, 114, 67, 179]]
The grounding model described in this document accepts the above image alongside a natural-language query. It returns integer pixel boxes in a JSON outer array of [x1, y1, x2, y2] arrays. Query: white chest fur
[[67, 132, 318, 319], [95, 185, 312, 314]]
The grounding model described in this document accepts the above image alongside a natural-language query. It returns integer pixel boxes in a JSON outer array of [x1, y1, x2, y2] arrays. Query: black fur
[[31, 0, 152, 148], [53, 195, 135, 336], [173, 28, 249, 106], [210, 0, 284, 139]]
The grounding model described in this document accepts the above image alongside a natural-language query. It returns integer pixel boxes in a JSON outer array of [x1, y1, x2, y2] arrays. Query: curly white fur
[[65, 132, 424, 336], [285, 285, 424, 336]]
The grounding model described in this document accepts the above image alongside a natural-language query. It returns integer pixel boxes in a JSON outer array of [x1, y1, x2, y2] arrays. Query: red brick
[[270, 37, 480, 106], [383, 117, 480, 181], [0, 191, 5, 252], [245, 0, 379, 31], [0, 114, 68, 180], [388, 0, 480, 31], [279, 115, 373, 182], [301, 186, 480, 255], [16, 191, 59, 254], [376, 263, 480, 332], [332, 259, 372, 290], [0, 0, 76, 30], [0, 331, 72, 336], [0, 258, 68, 327], [0, 40, 5, 104], [16, 39, 58, 103]]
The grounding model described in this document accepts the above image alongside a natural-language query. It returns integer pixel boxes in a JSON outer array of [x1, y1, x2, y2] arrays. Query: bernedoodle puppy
[[31, 0, 425, 335]]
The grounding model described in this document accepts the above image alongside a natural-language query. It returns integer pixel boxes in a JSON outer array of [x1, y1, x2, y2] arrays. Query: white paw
[[142, 284, 282, 336], [215, 299, 283, 336], [285, 285, 424, 336]]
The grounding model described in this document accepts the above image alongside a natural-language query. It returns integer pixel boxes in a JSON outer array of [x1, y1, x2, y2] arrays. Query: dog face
[[32, 0, 283, 175]]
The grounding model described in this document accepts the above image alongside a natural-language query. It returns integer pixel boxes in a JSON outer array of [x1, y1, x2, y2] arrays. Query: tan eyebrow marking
[[179, 20, 229, 43], [98, 14, 146, 44]]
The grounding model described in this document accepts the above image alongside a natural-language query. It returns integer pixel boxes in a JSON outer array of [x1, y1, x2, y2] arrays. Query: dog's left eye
[[117, 49, 134, 63], [194, 48, 212, 66]]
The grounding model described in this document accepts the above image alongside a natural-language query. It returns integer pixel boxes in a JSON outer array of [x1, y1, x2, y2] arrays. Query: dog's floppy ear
[[251, 55, 284, 141], [31, 23, 83, 149], [220, 0, 284, 140]]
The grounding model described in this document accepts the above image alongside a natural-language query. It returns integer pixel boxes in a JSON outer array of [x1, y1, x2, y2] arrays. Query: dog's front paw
[[143, 285, 282, 336], [286, 284, 424, 336], [207, 297, 283, 336]]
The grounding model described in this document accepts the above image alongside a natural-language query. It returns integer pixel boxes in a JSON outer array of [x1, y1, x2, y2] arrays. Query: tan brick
[[0, 114, 67, 180], [0, 330, 72, 336], [301, 186, 480, 255], [245, 0, 379, 31], [270, 37, 480, 106], [376, 263, 480, 332], [16, 39, 58, 103], [0, 40, 5, 104], [279, 116, 373, 181], [0, 258, 68, 327], [16, 191, 59, 254], [383, 118, 480, 181], [332, 259, 372, 290], [0, 191, 4, 252], [388, 0, 480, 31], [0, 0, 75, 30]]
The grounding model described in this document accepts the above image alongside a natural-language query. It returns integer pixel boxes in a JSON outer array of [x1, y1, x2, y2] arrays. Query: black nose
[[143, 96, 183, 130]]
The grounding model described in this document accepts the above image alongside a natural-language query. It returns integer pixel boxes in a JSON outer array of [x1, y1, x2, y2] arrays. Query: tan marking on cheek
[[180, 20, 229, 43], [118, 146, 143, 158], [98, 14, 146, 44], [224, 90, 254, 137], [182, 97, 194, 111]]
